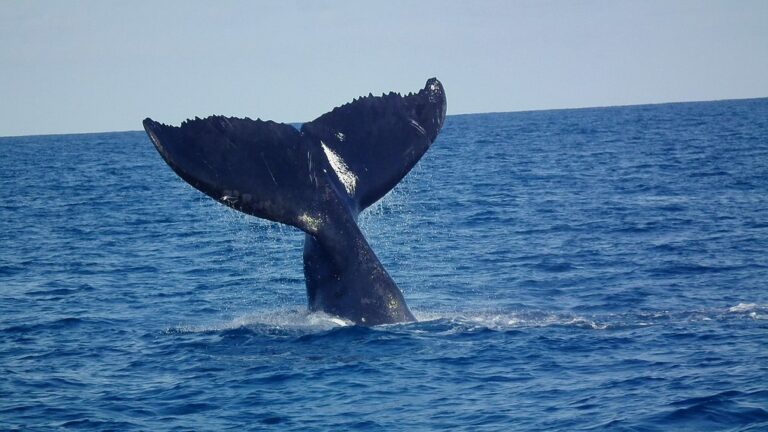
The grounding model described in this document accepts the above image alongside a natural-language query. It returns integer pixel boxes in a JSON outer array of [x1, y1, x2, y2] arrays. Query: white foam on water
[[168, 309, 354, 334], [727, 303, 768, 320], [728, 302, 760, 313], [411, 310, 608, 330], [231, 309, 354, 330], [167, 302, 768, 336]]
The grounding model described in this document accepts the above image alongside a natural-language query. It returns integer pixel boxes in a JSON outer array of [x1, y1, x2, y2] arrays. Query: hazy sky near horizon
[[1, 0, 767, 136]]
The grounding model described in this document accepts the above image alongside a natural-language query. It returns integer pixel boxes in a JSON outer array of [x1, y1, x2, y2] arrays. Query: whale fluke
[[143, 78, 446, 325]]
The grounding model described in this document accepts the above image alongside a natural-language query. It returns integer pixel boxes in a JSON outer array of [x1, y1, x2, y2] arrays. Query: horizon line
[[2, 95, 765, 140]]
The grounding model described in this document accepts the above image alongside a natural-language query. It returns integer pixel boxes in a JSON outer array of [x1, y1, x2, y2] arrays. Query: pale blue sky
[[1, 0, 766, 136]]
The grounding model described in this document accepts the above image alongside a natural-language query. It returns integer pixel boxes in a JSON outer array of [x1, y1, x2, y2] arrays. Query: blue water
[[2, 98, 768, 431]]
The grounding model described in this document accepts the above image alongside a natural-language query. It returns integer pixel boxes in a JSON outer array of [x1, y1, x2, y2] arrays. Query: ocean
[[1, 98, 767, 431]]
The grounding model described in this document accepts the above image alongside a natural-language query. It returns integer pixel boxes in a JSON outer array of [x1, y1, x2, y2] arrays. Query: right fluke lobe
[[302, 78, 447, 210]]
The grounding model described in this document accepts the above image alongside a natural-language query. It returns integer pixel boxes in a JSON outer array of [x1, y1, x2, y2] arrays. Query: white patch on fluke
[[298, 213, 321, 233], [335, 132, 345, 141], [321, 141, 357, 196], [409, 119, 426, 136]]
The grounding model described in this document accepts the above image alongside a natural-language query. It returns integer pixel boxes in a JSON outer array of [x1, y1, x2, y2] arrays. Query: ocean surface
[[2, 98, 768, 431]]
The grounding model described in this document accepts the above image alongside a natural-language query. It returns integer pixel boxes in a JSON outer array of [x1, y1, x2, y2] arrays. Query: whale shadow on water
[[143, 78, 447, 326]]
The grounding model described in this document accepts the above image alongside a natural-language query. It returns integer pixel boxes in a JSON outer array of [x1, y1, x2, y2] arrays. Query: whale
[[143, 78, 446, 325]]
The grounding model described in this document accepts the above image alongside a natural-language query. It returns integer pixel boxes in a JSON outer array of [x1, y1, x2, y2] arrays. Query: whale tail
[[143, 78, 447, 325]]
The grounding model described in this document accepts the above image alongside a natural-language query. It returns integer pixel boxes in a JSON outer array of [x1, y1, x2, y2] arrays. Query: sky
[[1, 0, 767, 137]]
